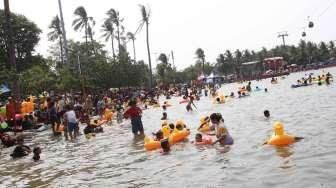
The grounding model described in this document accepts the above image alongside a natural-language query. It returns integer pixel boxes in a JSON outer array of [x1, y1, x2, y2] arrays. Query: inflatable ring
[[144, 129, 190, 151]]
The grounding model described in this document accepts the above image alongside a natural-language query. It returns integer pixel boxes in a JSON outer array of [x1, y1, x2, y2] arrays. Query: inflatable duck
[[266, 122, 301, 146]]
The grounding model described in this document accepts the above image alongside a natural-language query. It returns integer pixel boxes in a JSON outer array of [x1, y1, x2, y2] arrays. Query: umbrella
[[0, 85, 10, 95]]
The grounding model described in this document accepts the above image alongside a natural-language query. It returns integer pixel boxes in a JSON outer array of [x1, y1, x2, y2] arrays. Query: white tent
[[207, 73, 215, 79]]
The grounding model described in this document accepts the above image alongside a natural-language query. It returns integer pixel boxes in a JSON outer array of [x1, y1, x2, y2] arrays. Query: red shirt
[[6, 102, 16, 120], [124, 107, 142, 119]]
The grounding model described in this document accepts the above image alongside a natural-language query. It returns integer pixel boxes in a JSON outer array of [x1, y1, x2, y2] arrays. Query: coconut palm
[[127, 32, 136, 62], [3, 0, 16, 68], [106, 9, 122, 55], [48, 15, 64, 64], [101, 20, 116, 59], [195, 48, 205, 73], [139, 5, 153, 88], [72, 6, 95, 53]]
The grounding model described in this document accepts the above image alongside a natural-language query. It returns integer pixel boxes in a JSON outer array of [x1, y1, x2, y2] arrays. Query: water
[[1, 68, 336, 188]]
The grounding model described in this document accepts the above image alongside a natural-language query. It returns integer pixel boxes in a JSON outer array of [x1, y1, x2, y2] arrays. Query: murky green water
[[1, 68, 336, 188]]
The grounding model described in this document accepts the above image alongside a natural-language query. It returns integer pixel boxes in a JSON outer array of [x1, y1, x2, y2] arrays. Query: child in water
[[10, 136, 31, 159], [153, 130, 164, 141], [161, 112, 167, 120], [33, 147, 41, 161], [160, 138, 170, 153], [193, 133, 212, 145], [209, 113, 234, 146], [264, 110, 270, 118], [195, 133, 203, 143], [124, 100, 144, 136]]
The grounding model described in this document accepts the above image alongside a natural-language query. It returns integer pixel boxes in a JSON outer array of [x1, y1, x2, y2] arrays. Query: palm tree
[[195, 48, 205, 73], [72, 6, 95, 53], [48, 15, 64, 64], [101, 20, 116, 59], [127, 32, 136, 62], [106, 9, 122, 55], [3, 0, 16, 69], [87, 25, 97, 55], [57, 0, 69, 64], [139, 5, 153, 89]]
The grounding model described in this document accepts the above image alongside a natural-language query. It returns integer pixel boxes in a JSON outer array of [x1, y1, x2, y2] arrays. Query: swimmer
[[237, 91, 242, 98], [83, 123, 96, 138], [162, 105, 167, 111], [195, 133, 203, 143], [230, 92, 235, 98], [153, 130, 164, 141], [0, 133, 16, 147], [160, 138, 170, 153], [264, 88, 268, 92], [264, 110, 270, 118], [161, 112, 168, 120], [33, 147, 41, 161], [246, 82, 252, 92], [10, 136, 31, 159]]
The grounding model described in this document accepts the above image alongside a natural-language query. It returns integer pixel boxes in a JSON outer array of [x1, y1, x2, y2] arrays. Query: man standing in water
[[124, 100, 144, 136], [63, 105, 78, 140], [246, 82, 252, 92]]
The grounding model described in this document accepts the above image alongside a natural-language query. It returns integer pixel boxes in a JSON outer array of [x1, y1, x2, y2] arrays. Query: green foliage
[[0, 9, 42, 72]]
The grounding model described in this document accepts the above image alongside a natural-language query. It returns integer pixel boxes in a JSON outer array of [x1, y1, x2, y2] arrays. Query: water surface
[[1, 68, 336, 187]]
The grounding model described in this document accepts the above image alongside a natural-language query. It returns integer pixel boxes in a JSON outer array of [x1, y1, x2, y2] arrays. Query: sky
[[1, 0, 336, 70]]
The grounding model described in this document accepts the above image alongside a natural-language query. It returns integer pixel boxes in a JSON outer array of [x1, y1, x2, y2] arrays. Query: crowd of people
[[0, 70, 331, 158]]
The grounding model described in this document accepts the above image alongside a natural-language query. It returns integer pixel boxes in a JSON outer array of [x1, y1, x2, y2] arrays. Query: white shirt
[[65, 110, 77, 123]]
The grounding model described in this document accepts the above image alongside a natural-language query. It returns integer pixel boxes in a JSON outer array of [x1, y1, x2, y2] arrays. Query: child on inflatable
[[193, 133, 212, 145]]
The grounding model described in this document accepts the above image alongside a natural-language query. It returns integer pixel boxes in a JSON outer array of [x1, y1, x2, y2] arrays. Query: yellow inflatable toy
[[21, 100, 28, 114], [103, 108, 113, 121], [198, 116, 211, 133], [271, 80, 278, 84], [26, 101, 34, 114], [144, 120, 190, 151], [162, 101, 172, 107], [214, 95, 225, 104], [144, 128, 190, 151], [266, 122, 295, 146], [152, 103, 160, 108]]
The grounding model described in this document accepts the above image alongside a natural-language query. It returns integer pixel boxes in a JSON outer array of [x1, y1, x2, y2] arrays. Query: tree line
[[1, 6, 336, 97]]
